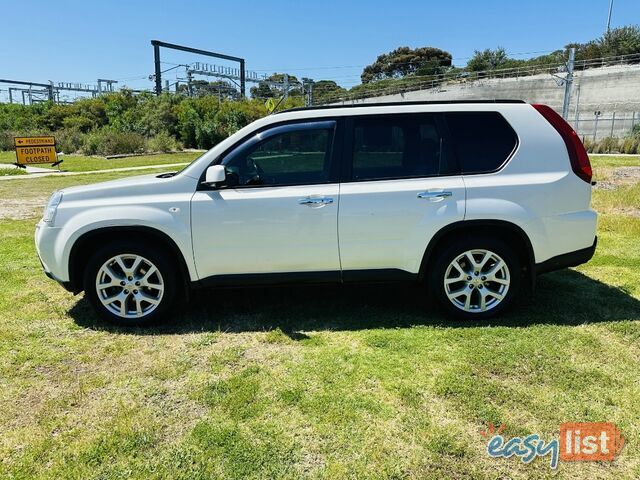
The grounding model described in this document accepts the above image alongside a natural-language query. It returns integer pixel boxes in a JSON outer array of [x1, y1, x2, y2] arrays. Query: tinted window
[[224, 126, 333, 186], [352, 114, 446, 181], [444, 112, 517, 173]]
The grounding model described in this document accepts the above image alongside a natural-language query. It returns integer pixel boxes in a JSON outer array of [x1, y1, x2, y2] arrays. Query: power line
[[247, 49, 559, 72]]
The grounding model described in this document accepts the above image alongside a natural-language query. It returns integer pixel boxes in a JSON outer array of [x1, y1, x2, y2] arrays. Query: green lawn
[[0, 150, 201, 172], [0, 167, 27, 176], [0, 156, 638, 479]]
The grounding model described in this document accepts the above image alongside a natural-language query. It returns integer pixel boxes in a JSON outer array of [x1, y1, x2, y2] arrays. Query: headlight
[[42, 191, 63, 225]]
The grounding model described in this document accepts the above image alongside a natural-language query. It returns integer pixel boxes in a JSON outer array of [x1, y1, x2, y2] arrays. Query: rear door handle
[[417, 191, 453, 202], [298, 196, 334, 207]]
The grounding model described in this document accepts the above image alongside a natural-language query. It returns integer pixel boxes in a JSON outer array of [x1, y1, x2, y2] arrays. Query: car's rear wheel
[[430, 237, 520, 319], [83, 241, 176, 326]]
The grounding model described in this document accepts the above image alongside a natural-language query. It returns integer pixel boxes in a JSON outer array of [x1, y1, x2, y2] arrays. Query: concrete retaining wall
[[336, 64, 640, 140]]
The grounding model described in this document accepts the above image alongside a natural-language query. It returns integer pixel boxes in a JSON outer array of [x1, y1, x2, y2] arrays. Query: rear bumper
[[535, 237, 597, 275]]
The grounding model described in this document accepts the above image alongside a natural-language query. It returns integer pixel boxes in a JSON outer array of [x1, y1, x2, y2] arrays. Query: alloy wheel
[[443, 249, 510, 313], [95, 254, 164, 319]]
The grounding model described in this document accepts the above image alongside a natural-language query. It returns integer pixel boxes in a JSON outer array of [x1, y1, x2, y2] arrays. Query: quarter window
[[351, 114, 447, 181], [444, 112, 518, 174], [224, 125, 334, 187]]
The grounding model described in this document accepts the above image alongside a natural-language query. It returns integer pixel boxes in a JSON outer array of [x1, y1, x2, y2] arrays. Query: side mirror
[[204, 165, 226, 185]]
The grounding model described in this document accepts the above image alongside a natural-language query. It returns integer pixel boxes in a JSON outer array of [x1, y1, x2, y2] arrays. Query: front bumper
[[535, 237, 597, 275], [35, 221, 73, 290], [41, 265, 76, 292]]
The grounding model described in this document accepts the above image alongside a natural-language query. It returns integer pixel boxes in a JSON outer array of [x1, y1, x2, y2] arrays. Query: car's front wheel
[[430, 237, 520, 319], [83, 241, 177, 326]]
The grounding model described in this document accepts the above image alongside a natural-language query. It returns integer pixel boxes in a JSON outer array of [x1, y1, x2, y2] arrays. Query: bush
[[582, 137, 595, 153], [0, 130, 15, 151], [55, 128, 85, 154], [146, 132, 181, 152], [621, 136, 640, 154], [593, 136, 621, 154], [81, 129, 146, 156]]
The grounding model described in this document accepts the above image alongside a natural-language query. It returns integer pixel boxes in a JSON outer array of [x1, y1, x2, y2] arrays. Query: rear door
[[337, 113, 466, 277]]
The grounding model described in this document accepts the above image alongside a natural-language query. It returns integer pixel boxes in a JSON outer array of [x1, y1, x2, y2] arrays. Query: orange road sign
[[15, 145, 58, 165], [14, 136, 56, 147]]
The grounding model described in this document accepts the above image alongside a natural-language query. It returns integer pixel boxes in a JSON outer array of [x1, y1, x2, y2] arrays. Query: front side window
[[223, 124, 334, 187], [351, 114, 446, 181]]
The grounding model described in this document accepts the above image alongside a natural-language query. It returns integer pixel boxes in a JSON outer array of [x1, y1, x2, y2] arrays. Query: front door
[[191, 120, 341, 282]]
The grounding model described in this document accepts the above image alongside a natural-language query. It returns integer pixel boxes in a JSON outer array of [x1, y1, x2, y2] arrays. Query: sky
[[0, 0, 638, 98]]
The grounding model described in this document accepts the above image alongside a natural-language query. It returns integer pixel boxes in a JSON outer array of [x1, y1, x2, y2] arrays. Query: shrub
[[55, 128, 85, 154], [582, 137, 595, 153], [594, 136, 621, 154], [621, 136, 640, 154], [0, 129, 56, 151], [0, 130, 15, 151], [146, 131, 181, 152], [81, 129, 146, 156]]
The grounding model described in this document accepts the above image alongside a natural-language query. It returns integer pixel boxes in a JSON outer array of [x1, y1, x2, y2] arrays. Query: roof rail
[[274, 99, 526, 114]]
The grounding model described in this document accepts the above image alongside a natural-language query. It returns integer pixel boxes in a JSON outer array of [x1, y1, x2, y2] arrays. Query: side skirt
[[194, 269, 418, 289]]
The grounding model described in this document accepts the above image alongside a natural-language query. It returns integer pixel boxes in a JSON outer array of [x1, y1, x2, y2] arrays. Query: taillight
[[532, 104, 592, 184]]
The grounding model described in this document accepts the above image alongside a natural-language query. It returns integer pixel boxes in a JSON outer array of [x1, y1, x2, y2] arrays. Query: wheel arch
[[419, 220, 536, 289], [68, 226, 191, 296]]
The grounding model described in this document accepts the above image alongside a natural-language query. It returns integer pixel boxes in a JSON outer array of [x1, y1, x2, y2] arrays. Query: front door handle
[[417, 191, 453, 202], [298, 197, 334, 207]]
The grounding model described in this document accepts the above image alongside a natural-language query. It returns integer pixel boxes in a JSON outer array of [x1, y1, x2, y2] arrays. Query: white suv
[[35, 100, 597, 325]]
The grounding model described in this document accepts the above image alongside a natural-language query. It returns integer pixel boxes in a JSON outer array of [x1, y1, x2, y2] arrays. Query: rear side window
[[444, 112, 517, 174], [351, 114, 448, 181]]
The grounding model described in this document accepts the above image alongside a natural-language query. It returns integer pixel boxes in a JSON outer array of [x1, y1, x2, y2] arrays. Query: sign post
[[14, 136, 62, 169]]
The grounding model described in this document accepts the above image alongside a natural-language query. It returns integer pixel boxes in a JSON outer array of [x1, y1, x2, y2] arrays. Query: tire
[[429, 236, 521, 320], [83, 240, 177, 327]]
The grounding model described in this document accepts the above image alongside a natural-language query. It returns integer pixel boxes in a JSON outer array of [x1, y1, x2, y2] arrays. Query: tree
[[310, 80, 347, 104], [598, 25, 640, 57], [466, 47, 510, 72], [250, 81, 277, 100], [569, 25, 640, 62], [360, 46, 452, 84], [250, 73, 303, 100]]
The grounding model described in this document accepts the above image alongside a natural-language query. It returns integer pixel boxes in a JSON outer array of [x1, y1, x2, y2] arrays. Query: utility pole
[[307, 81, 313, 107], [562, 47, 575, 120], [187, 70, 193, 97], [153, 42, 162, 95], [606, 0, 614, 33], [239, 59, 246, 98], [573, 82, 581, 130], [283, 74, 289, 100]]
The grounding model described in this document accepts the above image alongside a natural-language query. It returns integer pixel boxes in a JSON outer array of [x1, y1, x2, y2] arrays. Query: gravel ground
[[0, 197, 48, 220], [595, 166, 640, 190]]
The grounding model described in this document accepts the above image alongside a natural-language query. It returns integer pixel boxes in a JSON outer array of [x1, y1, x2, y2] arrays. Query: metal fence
[[571, 112, 639, 141]]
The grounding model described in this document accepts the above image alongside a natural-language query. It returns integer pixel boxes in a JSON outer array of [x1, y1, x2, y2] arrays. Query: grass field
[[0, 151, 201, 173], [0, 156, 638, 479]]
